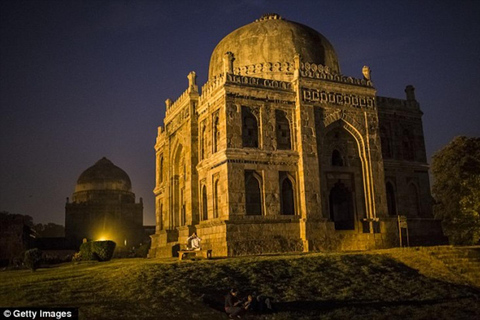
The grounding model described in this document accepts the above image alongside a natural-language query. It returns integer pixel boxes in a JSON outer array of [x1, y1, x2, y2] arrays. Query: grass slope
[[1, 247, 479, 319]]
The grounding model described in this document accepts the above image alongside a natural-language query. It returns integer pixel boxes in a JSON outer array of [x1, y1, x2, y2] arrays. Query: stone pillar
[[187, 71, 198, 93], [165, 98, 173, 111], [405, 85, 416, 101], [294, 53, 301, 79], [223, 52, 235, 75], [293, 80, 322, 251]]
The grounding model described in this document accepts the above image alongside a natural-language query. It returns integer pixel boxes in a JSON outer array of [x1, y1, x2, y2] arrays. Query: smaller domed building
[[65, 157, 144, 248]]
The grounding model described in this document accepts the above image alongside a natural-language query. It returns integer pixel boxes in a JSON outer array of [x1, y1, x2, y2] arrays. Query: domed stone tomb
[[149, 14, 445, 258], [65, 157, 144, 248]]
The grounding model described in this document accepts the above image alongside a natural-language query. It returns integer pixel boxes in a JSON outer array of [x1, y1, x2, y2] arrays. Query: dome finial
[[256, 13, 283, 22]]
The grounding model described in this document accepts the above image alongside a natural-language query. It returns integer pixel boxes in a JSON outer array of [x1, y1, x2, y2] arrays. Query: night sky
[[1, 0, 479, 226]]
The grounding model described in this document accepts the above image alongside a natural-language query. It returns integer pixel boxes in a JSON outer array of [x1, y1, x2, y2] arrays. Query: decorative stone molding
[[302, 88, 376, 109], [211, 158, 298, 170], [233, 61, 294, 76], [226, 74, 292, 90], [165, 107, 190, 134], [199, 74, 225, 105], [299, 62, 373, 87]]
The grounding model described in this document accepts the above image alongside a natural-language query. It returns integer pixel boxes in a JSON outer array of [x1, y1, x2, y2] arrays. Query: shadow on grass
[[197, 254, 480, 318], [274, 296, 478, 313]]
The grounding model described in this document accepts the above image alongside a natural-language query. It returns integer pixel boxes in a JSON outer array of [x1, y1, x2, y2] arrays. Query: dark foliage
[[432, 136, 480, 245], [24, 248, 42, 271], [80, 241, 116, 261]]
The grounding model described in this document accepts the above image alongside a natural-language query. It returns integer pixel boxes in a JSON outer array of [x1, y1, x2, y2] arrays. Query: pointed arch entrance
[[321, 119, 369, 230]]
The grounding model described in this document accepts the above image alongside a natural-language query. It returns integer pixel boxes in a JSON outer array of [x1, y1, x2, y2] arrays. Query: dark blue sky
[[1, 0, 479, 226]]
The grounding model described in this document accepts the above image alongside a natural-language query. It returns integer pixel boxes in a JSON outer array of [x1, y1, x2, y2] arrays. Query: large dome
[[74, 157, 132, 192], [208, 13, 340, 80]]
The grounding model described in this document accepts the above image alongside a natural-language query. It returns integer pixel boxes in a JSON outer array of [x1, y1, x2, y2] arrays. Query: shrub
[[24, 248, 42, 271], [91, 240, 116, 261], [72, 252, 82, 262], [79, 240, 116, 261], [79, 242, 95, 260], [134, 242, 151, 258]]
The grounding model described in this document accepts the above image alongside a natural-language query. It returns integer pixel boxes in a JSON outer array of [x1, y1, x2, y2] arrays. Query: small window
[[386, 182, 396, 216], [380, 127, 392, 158], [280, 172, 295, 215], [159, 155, 164, 183], [245, 171, 262, 215], [276, 110, 291, 150], [332, 150, 344, 166], [202, 185, 208, 220], [402, 130, 414, 161], [200, 124, 207, 160], [242, 106, 258, 148], [213, 115, 220, 153], [214, 179, 219, 218]]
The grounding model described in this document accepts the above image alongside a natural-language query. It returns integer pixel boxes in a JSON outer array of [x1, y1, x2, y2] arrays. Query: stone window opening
[[202, 185, 208, 221], [380, 126, 392, 158], [245, 170, 263, 215], [180, 188, 186, 226], [158, 202, 163, 231], [159, 155, 164, 183], [386, 181, 397, 216], [200, 124, 207, 160], [407, 182, 420, 217], [331, 149, 344, 166], [402, 129, 415, 161], [279, 172, 295, 215], [214, 179, 220, 218], [242, 106, 259, 148], [276, 109, 291, 150], [213, 115, 220, 153]]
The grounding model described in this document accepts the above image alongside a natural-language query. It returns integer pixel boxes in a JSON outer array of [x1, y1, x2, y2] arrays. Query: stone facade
[[149, 14, 444, 258]]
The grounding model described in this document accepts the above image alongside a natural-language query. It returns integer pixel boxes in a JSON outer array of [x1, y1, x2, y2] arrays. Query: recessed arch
[[380, 126, 392, 158], [214, 178, 220, 218], [276, 109, 291, 150], [159, 155, 164, 183], [331, 149, 344, 166], [242, 106, 259, 148], [213, 115, 220, 153], [402, 129, 415, 161], [202, 184, 208, 220], [245, 170, 262, 215], [324, 118, 375, 220], [280, 173, 295, 215], [407, 182, 420, 217], [385, 181, 397, 216]]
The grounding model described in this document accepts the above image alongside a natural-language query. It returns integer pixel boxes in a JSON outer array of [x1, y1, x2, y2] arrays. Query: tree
[[33, 223, 65, 237], [432, 136, 480, 245], [0, 211, 34, 227]]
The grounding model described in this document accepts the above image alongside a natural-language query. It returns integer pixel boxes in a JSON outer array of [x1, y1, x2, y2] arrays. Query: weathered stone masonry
[[149, 14, 444, 258]]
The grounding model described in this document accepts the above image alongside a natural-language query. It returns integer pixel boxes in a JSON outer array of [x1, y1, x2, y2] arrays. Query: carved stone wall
[[149, 38, 441, 258]]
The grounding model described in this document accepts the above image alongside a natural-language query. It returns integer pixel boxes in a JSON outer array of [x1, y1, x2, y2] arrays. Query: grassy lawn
[[1, 247, 479, 319]]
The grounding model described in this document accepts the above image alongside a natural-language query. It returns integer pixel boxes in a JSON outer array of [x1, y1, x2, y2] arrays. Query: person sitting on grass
[[244, 291, 274, 314], [225, 288, 244, 319], [186, 233, 202, 251]]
